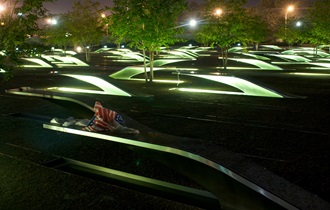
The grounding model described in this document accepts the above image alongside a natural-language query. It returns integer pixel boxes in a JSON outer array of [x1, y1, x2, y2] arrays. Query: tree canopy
[[109, 0, 187, 81], [0, 0, 53, 79], [64, 0, 104, 61]]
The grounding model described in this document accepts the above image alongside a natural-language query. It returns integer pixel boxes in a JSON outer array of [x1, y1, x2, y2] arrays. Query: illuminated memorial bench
[[21, 58, 53, 68], [5, 88, 325, 210], [110, 67, 299, 98], [40, 55, 89, 67]]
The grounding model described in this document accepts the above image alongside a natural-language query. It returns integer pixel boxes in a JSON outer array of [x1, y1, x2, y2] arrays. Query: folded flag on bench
[[83, 101, 139, 134]]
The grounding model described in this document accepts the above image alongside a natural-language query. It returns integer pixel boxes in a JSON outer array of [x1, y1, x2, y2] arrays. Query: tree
[[64, 0, 104, 62], [245, 11, 268, 50], [304, 0, 330, 52], [193, 0, 251, 70], [42, 15, 73, 53], [109, 0, 187, 82], [0, 0, 53, 80], [275, 18, 305, 48], [254, 0, 314, 42]]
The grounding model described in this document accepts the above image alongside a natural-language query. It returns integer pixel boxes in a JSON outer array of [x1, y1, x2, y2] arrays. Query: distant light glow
[[47, 18, 57, 25]]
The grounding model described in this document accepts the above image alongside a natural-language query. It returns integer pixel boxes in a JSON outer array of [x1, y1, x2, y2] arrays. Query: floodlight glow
[[310, 63, 330, 68], [238, 53, 271, 61], [222, 58, 283, 70], [152, 59, 192, 67], [0, 5, 5, 12], [0, 68, 6, 73], [47, 87, 107, 95], [130, 78, 185, 84], [110, 66, 199, 80], [182, 74, 284, 98], [296, 21, 302, 27], [318, 58, 330, 62], [62, 74, 132, 97], [76, 47, 82, 52], [289, 72, 330, 76], [270, 54, 311, 62], [51, 56, 89, 67], [260, 45, 283, 50], [170, 88, 244, 95], [21, 58, 53, 68]]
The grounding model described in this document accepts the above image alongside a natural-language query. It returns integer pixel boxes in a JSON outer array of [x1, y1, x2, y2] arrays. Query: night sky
[[44, 0, 260, 14]]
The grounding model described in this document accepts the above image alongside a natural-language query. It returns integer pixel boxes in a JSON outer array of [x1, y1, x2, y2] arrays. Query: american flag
[[83, 101, 125, 132]]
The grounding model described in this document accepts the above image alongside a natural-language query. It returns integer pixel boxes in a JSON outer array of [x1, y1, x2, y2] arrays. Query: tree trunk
[[142, 48, 148, 82], [85, 47, 91, 62], [221, 48, 225, 70], [224, 47, 228, 70], [149, 50, 154, 82]]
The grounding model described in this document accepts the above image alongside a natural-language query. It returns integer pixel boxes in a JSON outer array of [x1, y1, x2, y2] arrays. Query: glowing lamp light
[[76, 46, 82, 52], [215, 9, 222, 16], [287, 5, 294, 12], [189, 19, 197, 27], [47, 18, 57, 25]]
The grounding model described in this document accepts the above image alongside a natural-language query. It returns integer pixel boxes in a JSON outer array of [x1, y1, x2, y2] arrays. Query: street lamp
[[0, 5, 5, 26], [285, 5, 294, 40], [285, 5, 294, 25]]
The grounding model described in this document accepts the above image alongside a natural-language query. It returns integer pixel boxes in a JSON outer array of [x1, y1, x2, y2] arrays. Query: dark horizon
[[44, 0, 260, 14]]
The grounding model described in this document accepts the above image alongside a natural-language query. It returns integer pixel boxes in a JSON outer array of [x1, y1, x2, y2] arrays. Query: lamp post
[[0, 5, 5, 26], [284, 5, 294, 41]]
